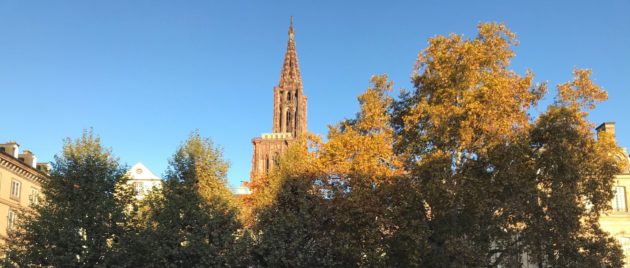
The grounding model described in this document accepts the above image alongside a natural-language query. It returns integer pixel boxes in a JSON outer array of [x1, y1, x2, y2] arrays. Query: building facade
[[0, 142, 48, 242], [597, 122, 630, 267], [251, 19, 308, 178], [126, 162, 162, 200]]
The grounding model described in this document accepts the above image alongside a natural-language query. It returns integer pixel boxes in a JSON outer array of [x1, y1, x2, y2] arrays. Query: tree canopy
[[3, 22, 626, 268], [135, 131, 244, 267], [4, 130, 134, 267]]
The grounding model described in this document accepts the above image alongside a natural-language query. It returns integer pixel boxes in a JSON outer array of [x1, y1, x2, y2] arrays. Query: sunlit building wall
[[0, 141, 48, 243], [597, 122, 630, 267]]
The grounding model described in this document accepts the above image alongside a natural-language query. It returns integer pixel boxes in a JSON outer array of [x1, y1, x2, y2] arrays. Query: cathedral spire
[[252, 18, 309, 179], [279, 17, 302, 90]]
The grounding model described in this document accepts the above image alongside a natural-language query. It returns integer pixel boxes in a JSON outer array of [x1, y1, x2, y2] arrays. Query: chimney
[[37, 162, 52, 175], [596, 122, 616, 141], [18, 150, 37, 168], [0, 141, 20, 158]]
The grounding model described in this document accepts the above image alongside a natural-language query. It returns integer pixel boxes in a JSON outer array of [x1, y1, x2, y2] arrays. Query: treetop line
[[2, 20, 630, 267]]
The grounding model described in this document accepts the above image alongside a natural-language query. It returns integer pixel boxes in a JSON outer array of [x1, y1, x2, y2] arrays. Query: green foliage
[[252, 175, 339, 267], [519, 102, 624, 267], [4, 129, 135, 267], [135, 131, 245, 267]]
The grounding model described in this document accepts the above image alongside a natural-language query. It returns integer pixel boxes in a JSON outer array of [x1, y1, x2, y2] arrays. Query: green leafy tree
[[250, 134, 339, 267], [138, 131, 244, 267], [4, 130, 135, 267]]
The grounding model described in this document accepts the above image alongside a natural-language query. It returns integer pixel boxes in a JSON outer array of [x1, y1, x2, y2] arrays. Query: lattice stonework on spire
[[251, 19, 309, 179], [278, 20, 303, 90], [272, 18, 307, 137]]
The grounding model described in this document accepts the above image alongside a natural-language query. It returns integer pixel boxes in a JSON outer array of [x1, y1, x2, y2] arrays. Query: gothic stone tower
[[251, 19, 308, 178]]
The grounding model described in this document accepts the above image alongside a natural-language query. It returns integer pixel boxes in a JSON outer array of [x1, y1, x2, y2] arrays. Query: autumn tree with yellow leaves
[[393, 23, 625, 267]]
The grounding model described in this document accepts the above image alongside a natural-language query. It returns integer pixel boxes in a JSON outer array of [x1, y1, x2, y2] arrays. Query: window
[[7, 210, 17, 230], [10, 180, 21, 200], [617, 237, 630, 268], [29, 188, 40, 206], [133, 182, 143, 195], [613, 186, 627, 212]]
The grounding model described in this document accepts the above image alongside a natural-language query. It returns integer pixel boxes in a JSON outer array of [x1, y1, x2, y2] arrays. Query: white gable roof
[[127, 162, 161, 181]]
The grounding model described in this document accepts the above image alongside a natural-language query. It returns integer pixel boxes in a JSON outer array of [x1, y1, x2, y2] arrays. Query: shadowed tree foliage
[[135, 131, 245, 267], [519, 70, 626, 267], [4, 130, 136, 267], [249, 133, 338, 267], [316, 75, 409, 266]]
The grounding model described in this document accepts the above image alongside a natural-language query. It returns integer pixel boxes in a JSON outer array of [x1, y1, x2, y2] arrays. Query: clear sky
[[1, 0, 629, 187]]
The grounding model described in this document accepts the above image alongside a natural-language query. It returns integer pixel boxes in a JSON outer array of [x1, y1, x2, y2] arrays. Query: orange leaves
[[319, 75, 403, 185], [557, 69, 608, 112], [406, 22, 545, 153]]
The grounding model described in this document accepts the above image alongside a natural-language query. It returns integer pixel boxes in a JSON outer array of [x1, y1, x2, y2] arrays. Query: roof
[[127, 162, 161, 181]]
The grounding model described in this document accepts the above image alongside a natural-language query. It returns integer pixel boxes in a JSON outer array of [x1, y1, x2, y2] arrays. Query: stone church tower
[[251, 19, 308, 178]]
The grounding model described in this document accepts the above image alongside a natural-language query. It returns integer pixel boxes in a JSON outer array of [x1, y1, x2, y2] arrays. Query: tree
[[391, 22, 624, 267], [316, 75, 408, 266], [520, 69, 625, 267], [137, 131, 244, 267], [251, 76, 413, 267], [249, 134, 339, 267], [4, 129, 135, 267]]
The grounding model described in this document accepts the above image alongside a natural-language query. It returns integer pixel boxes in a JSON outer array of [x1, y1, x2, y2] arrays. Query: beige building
[[0, 142, 48, 242], [597, 122, 630, 267]]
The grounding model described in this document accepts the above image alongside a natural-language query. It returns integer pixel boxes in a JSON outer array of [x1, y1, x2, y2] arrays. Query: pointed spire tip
[[289, 16, 294, 39]]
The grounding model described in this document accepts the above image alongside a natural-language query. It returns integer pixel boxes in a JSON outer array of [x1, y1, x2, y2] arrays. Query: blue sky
[[1, 1, 629, 187]]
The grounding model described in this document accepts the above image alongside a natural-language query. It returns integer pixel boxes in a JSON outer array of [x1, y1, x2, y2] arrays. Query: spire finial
[[289, 16, 294, 39]]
